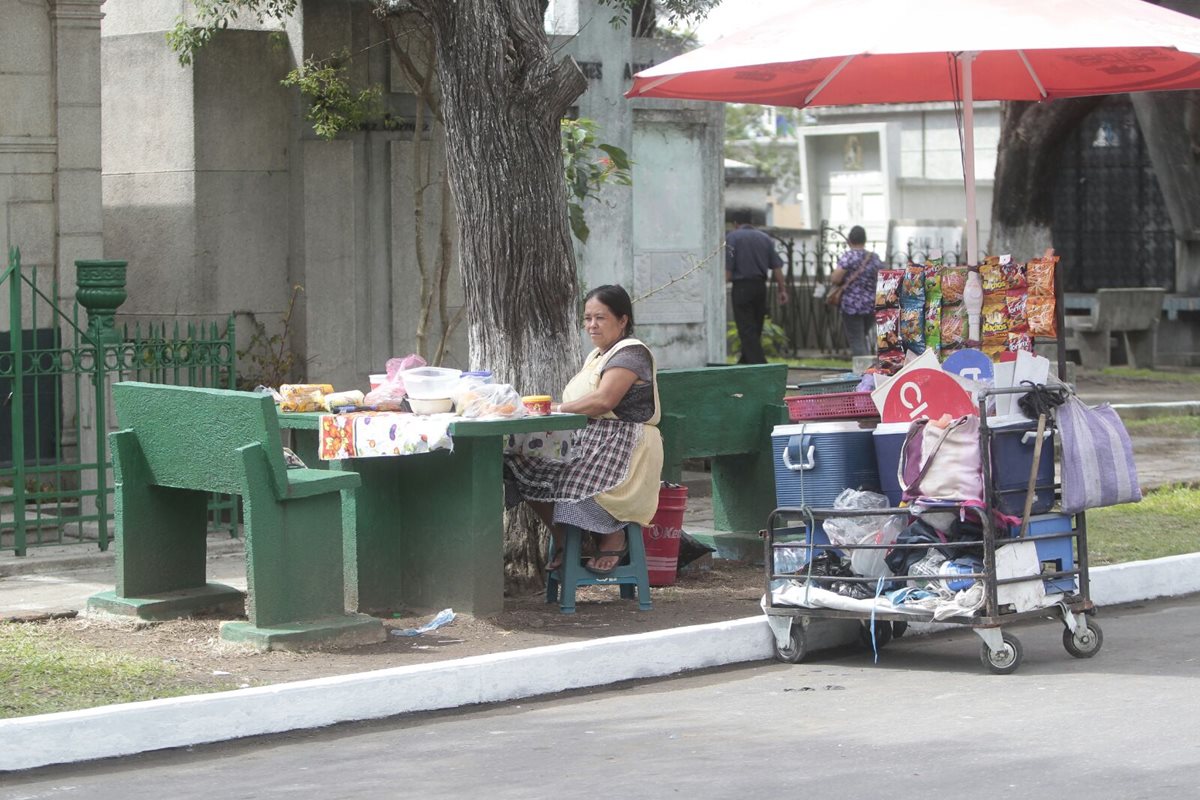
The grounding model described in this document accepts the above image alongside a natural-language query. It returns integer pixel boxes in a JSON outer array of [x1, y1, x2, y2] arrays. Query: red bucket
[[643, 483, 688, 587]]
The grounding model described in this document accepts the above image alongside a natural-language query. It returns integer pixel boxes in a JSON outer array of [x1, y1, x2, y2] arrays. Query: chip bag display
[[876, 308, 901, 350], [876, 270, 903, 309]]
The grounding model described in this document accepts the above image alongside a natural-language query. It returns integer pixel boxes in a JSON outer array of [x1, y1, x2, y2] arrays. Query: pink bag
[[898, 416, 984, 503]]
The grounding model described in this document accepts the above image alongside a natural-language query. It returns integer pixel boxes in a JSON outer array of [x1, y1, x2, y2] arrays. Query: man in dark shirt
[[725, 216, 789, 364]]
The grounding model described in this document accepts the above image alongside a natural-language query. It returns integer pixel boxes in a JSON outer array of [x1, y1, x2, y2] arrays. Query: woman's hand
[[557, 366, 639, 417]]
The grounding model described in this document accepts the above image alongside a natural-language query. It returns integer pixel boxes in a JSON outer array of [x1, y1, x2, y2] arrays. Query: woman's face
[[583, 297, 628, 352]]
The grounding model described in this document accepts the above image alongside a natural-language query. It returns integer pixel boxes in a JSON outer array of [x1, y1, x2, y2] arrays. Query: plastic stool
[[545, 523, 652, 614]]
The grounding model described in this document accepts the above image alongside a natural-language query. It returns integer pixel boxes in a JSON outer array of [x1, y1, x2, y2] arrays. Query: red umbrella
[[629, 0, 1200, 264]]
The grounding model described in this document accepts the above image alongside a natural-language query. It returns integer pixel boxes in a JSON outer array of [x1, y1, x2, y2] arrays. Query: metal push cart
[[763, 385, 1104, 675]]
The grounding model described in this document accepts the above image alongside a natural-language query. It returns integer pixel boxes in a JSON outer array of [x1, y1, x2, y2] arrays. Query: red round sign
[[880, 368, 978, 424]]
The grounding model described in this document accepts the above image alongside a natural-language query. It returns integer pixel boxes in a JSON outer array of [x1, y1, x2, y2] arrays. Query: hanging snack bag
[[924, 304, 942, 355], [1001, 260, 1027, 291], [1027, 296, 1058, 337], [1026, 256, 1058, 297], [982, 295, 1010, 338], [899, 306, 926, 354], [940, 303, 968, 351], [980, 257, 1007, 294], [876, 270, 903, 309], [1006, 289, 1029, 332], [876, 307, 901, 351], [901, 262, 925, 307], [1007, 332, 1034, 353], [982, 334, 1009, 361], [941, 266, 968, 305]]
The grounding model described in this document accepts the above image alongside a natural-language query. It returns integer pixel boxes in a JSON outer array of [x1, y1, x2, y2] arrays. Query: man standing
[[725, 215, 789, 364]]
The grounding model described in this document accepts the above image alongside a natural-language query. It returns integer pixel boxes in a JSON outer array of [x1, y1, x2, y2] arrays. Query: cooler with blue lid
[[988, 414, 1056, 517], [871, 421, 911, 506], [771, 421, 880, 509]]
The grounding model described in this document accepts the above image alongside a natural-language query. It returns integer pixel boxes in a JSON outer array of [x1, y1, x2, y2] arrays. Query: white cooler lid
[[773, 421, 874, 435]]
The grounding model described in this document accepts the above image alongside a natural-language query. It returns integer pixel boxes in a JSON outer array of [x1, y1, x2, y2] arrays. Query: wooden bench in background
[[1064, 287, 1166, 369], [657, 364, 789, 535], [87, 382, 384, 650]]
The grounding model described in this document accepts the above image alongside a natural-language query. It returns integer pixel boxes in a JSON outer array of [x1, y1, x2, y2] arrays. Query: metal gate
[[1051, 95, 1176, 292], [1, 247, 237, 555]]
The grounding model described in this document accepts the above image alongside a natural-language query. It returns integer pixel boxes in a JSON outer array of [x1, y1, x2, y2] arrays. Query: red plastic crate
[[785, 391, 879, 421]]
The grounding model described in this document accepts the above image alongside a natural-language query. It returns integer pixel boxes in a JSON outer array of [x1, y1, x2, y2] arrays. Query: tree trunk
[[989, 97, 1102, 258], [411, 0, 587, 588]]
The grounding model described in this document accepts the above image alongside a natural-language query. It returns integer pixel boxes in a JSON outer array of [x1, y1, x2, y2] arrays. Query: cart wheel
[[775, 626, 807, 664], [1063, 620, 1104, 659], [859, 620, 893, 649], [892, 621, 908, 639], [979, 632, 1023, 675]]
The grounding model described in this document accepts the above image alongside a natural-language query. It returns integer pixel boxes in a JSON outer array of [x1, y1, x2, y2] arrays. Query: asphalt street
[[4, 595, 1198, 799]]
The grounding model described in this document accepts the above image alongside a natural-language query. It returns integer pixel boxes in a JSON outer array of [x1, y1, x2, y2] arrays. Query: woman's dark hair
[[584, 284, 634, 337], [847, 225, 867, 246]]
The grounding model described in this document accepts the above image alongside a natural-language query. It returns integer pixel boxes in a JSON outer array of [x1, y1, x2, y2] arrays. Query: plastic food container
[[522, 395, 552, 415], [369, 373, 388, 390], [401, 366, 462, 399], [409, 397, 454, 415]]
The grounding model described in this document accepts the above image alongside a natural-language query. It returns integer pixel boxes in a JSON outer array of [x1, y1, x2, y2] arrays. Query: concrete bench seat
[[657, 364, 789, 536], [88, 381, 384, 651], [1064, 287, 1165, 369]]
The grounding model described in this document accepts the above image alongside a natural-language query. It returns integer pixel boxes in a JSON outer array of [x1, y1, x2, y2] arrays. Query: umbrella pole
[[960, 51, 979, 266]]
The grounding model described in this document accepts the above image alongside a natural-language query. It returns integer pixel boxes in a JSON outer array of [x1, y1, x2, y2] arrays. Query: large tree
[[174, 0, 717, 586]]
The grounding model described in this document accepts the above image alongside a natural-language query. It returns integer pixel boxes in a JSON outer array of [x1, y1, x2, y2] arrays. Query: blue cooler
[[1004, 513, 1077, 594], [872, 421, 911, 506], [989, 415, 1056, 517], [771, 421, 880, 509]]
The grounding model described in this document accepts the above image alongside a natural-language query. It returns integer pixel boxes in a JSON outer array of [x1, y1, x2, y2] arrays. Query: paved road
[[5, 596, 1199, 799]]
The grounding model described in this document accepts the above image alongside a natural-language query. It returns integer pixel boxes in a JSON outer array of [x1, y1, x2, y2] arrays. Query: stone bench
[[87, 381, 384, 650], [1064, 287, 1165, 369], [657, 364, 789, 534]]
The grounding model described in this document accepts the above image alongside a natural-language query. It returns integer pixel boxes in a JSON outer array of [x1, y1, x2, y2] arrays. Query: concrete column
[[52, 0, 106, 297]]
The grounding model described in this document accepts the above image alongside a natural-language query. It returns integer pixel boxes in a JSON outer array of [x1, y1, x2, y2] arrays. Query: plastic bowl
[[401, 366, 462, 399], [408, 397, 454, 415]]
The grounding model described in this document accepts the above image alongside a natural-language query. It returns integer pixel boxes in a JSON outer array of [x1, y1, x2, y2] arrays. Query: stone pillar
[[52, 0, 106, 299]]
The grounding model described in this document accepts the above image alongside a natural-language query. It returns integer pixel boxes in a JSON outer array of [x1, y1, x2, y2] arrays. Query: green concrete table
[[279, 412, 586, 616]]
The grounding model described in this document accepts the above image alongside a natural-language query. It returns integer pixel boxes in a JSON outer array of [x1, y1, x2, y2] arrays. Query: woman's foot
[[546, 546, 564, 572], [585, 529, 628, 575]]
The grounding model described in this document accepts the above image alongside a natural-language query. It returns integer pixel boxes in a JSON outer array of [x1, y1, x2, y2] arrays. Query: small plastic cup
[[522, 395, 552, 416], [369, 373, 387, 391]]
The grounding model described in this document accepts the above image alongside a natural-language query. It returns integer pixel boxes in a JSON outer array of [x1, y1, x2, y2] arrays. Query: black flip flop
[[584, 543, 629, 576]]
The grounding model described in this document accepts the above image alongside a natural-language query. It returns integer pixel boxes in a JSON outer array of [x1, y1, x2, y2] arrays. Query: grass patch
[[1099, 367, 1200, 384], [0, 623, 234, 719], [1085, 485, 1200, 566], [1122, 415, 1200, 437]]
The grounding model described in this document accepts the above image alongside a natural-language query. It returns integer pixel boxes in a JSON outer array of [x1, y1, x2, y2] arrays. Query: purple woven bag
[[1057, 396, 1142, 515]]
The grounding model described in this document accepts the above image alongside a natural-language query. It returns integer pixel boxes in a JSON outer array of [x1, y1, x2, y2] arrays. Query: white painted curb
[[2, 556, 1197, 773]]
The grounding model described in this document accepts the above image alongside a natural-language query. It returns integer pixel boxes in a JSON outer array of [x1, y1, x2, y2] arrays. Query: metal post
[[8, 248, 27, 554]]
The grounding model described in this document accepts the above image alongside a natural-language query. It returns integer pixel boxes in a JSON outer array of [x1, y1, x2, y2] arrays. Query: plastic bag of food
[[279, 384, 333, 413], [384, 354, 427, 388], [363, 382, 407, 411], [456, 383, 526, 419], [451, 372, 496, 411]]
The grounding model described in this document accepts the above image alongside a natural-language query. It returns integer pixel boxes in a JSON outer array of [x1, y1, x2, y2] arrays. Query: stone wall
[[1, 0, 105, 325]]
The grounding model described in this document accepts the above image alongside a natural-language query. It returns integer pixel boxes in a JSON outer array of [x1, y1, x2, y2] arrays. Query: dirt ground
[[38, 559, 768, 692], [17, 366, 1200, 694]]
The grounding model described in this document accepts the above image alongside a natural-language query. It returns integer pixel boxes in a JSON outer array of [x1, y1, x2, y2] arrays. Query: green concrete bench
[[87, 382, 384, 650], [657, 364, 789, 535]]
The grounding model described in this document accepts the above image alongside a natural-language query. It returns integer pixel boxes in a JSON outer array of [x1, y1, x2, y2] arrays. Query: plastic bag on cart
[[849, 514, 905, 579], [822, 488, 890, 546]]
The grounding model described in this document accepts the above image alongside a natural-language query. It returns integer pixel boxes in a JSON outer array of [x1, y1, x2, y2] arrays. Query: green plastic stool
[[545, 523, 652, 614]]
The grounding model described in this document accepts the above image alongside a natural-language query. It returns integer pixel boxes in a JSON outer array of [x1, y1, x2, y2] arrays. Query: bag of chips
[[1026, 256, 1058, 297], [1027, 296, 1058, 337], [941, 267, 968, 305], [899, 307, 926, 354], [876, 308, 901, 350], [876, 270, 903, 309], [940, 304, 968, 351], [1006, 290, 1029, 332]]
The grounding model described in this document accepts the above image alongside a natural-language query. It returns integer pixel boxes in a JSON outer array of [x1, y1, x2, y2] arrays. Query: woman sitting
[[506, 284, 664, 575]]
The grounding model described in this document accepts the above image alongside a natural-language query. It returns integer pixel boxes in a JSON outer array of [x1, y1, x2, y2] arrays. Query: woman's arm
[[553, 366, 639, 416]]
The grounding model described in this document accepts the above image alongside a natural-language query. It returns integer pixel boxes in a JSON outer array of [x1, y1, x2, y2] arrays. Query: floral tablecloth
[[318, 412, 575, 461]]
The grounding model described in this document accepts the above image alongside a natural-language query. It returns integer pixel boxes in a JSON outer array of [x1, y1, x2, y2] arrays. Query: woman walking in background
[[834, 225, 882, 357]]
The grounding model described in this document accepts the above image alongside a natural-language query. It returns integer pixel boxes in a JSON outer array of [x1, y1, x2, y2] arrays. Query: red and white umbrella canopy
[[628, 0, 1200, 263], [629, 0, 1200, 107]]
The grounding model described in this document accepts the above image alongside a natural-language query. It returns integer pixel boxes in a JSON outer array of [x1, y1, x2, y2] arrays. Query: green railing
[[1, 246, 237, 555]]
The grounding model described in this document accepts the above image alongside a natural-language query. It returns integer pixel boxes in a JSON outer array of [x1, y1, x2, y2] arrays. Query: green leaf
[[597, 144, 632, 171]]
